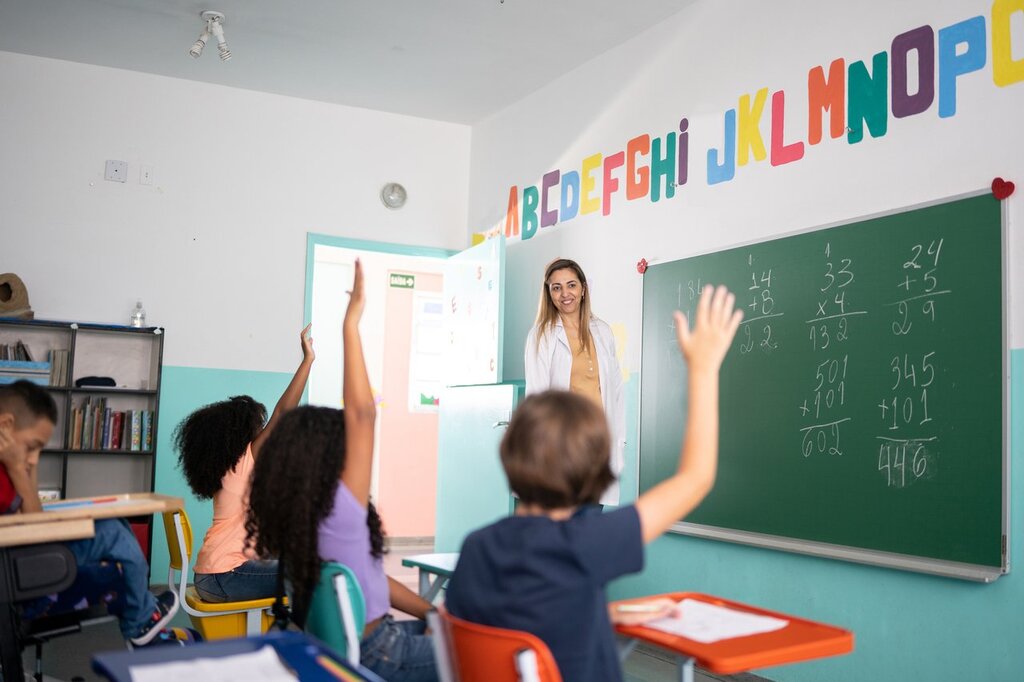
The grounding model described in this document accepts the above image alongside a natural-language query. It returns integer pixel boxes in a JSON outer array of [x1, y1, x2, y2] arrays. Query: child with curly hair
[[174, 325, 314, 603], [247, 260, 436, 682]]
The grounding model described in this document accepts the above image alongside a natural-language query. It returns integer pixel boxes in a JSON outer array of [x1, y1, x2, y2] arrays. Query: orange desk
[[613, 592, 853, 682]]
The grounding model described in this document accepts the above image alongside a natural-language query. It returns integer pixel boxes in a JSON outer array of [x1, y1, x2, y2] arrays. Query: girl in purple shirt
[[246, 260, 436, 682]]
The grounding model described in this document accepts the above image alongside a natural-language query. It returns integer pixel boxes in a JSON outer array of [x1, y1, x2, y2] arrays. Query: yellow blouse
[[567, 329, 602, 409]]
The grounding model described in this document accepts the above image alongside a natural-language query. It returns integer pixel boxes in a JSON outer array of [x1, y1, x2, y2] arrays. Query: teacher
[[524, 258, 625, 505]]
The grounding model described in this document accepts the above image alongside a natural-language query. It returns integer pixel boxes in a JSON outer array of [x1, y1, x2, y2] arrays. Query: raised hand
[[344, 259, 366, 327], [674, 284, 743, 374], [300, 324, 314, 362]]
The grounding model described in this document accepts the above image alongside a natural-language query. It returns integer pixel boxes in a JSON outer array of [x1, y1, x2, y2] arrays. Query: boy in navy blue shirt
[[446, 285, 742, 682]]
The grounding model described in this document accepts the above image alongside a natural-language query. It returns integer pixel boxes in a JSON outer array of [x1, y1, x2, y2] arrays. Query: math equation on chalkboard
[[639, 193, 1006, 576]]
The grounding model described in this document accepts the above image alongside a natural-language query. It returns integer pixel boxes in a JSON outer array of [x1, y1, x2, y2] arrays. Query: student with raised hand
[[174, 324, 314, 603], [446, 284, 742, 682], [246, 260, 437, 682], [0, 381, 182, 647]]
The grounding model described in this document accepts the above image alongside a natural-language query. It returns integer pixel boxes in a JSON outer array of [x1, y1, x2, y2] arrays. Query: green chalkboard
[[639, 194, 1007, 581]]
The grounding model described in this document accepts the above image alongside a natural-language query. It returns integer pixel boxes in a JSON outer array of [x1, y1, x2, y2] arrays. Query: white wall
[[471, 0, 1024, 374], [467, 1, 1024, 680], [0, 51, 470, 372]]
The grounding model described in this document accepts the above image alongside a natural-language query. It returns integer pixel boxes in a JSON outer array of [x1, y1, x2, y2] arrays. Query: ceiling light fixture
[[189, 10, 231, 61]]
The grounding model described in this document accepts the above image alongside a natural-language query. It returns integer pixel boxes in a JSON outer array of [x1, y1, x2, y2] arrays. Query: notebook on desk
[[92, 631, 385, 682]]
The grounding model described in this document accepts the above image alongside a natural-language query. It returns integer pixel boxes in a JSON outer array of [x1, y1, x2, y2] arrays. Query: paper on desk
[[129, 646, 297, 682], [643, 598, 789, 644]]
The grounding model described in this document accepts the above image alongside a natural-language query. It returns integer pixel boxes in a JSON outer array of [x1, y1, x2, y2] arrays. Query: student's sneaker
[[130, 626, 202, 649], [128, 590, 180, 647]]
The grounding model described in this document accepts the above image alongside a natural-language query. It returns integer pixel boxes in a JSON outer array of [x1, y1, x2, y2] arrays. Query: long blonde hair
[[534, 258, 593, 354]]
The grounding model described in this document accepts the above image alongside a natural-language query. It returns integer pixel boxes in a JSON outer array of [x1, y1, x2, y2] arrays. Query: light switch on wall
[[104, 159, 127, 183]]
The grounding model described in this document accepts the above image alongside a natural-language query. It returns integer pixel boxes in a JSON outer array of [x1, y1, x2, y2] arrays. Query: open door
[[305, 234, 507, 545]]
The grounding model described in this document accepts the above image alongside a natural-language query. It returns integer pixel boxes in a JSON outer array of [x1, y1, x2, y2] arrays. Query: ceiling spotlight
[[190, 11, 231, 61]]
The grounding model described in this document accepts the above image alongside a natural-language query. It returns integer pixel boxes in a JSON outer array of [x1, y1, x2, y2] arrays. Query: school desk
[[0, 492, 183, 682], [401, 552, 458, 602], [92, 630, 386, 681], [613, 592, 853, 682]]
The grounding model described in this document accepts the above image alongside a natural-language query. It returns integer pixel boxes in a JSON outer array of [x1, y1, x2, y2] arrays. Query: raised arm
[[251, 324, 315, 457], [340, 260, 376, 507], [635, 285, 742, 544]]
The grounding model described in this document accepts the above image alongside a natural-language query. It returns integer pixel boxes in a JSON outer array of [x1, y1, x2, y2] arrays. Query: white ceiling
[[0, 0, 692, 124]]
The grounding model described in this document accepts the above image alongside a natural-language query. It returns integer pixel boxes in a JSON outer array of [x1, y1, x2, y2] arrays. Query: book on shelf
[[111, 411, 123, 450], [0, 359, 51, 386], [48, 349, 69, 386], [0, 375, 49, 386], [141, 410, 154, 451], [0, 341, 35, 362], [101, 407, 111, 449], [71, 408, 83, 449], [130, 411, 142, 451]]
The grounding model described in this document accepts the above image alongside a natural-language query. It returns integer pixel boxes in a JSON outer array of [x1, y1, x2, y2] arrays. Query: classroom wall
[[468, 1, 1023, 679], [0, 50, 470, 580]]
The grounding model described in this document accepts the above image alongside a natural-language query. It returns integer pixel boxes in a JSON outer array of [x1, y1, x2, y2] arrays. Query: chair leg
[[35, 641, 44, 682], [245, 609, 263, 636]]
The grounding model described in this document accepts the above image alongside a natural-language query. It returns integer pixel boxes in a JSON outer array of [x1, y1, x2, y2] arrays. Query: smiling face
[[547, 267, 585, 318]]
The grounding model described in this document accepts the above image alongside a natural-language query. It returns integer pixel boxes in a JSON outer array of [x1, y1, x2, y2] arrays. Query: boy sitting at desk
[[446, 285, 741, 681], [0, 380, 183, 647]]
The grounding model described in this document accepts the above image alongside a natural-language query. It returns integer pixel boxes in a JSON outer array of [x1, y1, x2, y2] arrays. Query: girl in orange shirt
[[174, 326, 314, 602]]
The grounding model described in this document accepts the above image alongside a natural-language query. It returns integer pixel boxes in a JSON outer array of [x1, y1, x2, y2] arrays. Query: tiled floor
[[21, 540, 764, 682]]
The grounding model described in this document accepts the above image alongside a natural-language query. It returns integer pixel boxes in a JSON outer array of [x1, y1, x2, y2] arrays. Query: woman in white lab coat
[[524, 258, 625, 506]]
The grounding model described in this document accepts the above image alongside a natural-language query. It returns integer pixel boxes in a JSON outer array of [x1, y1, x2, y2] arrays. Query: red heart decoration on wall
[[637, 258, 649, 275], [991, 177, 1015, 200]]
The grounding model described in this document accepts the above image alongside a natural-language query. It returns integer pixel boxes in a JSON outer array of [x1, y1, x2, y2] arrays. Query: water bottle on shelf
[[129, 300, 146, 328]]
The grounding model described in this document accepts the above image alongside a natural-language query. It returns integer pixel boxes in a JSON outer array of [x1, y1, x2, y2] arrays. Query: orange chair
[[429, 605, 562, 682]]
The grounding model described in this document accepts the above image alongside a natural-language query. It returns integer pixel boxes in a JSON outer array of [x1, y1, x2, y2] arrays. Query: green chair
[[306, 561, 366, 667]]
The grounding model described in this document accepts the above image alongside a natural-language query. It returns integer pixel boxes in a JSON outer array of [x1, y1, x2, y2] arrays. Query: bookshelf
[[0, 317, 164, 511]]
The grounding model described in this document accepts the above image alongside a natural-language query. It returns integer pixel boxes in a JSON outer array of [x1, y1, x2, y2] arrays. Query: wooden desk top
[[0, 492, 182, 542], [613, 592, 853, 674]]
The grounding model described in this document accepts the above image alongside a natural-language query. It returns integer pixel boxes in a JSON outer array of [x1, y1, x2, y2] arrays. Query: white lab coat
[[524, 317, 625, 505]]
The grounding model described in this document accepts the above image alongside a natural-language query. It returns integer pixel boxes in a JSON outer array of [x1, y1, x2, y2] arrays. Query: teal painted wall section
[[149, 365, 292, 586], [608, 349, 1023, 681]]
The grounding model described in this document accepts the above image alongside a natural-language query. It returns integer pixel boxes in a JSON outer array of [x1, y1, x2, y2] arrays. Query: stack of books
[[0, 342, 51, 385], [71, 397, 154, 452], [0, 340, 34, 361], [48, 349, 70, 386]]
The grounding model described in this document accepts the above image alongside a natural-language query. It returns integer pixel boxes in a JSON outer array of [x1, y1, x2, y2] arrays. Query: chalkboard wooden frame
[[638, 191, 1009, 582]]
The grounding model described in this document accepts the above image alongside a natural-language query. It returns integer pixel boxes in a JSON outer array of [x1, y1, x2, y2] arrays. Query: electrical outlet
[[140, 164, 154, 186], [104, 160, 127, 183]]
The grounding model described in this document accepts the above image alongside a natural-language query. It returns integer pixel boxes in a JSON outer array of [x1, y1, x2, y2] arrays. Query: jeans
[[360, 615, 437, 682], [194, 559, 279, 602], [64, 518, 155, 639]]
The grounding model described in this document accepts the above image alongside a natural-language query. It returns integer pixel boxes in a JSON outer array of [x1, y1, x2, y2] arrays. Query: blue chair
[[305, 561, 366, 667]]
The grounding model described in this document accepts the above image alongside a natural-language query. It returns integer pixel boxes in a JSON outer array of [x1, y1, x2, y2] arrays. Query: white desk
[[401, 552, 458, 603]]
